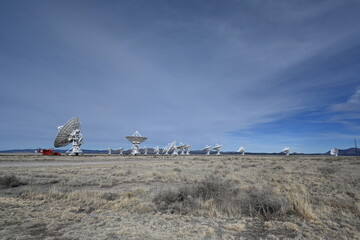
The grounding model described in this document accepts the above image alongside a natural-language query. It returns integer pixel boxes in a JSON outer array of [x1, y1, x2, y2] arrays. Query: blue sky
[[0, 0, 359, 153]]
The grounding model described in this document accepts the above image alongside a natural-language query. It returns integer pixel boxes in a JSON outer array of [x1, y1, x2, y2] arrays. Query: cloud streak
[[332, 89, 360, 112]]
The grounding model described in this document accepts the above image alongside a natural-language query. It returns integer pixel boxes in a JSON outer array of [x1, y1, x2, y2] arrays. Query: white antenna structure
[[177, 142, 187, 155], [213, 144, 222, 156], [237, 146, 245, 155], [330, 148, 338, 156], [108, 148, 112, 154], [203, 145, 212, 155], [281, 147, 290, 156], [163, 143, 170, 155], [143, 146, 148, 155], [184, 144, 191, 155], [118, 147, 124, 155], [54, 117, 83, 156], [125, 131, 148, 155], [154, 146, 160, 155], [170, 141, 178, 156]]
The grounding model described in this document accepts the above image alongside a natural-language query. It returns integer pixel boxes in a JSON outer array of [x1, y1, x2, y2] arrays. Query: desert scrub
[[0, 175, 26, 188], [318, 166, 338, 175], [19, 187, 154, 213], [153, 177, 297, 219]]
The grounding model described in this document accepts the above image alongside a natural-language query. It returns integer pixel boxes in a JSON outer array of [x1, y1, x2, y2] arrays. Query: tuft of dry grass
[[283, 183, 317, 220], [224, 222, 245, 232]]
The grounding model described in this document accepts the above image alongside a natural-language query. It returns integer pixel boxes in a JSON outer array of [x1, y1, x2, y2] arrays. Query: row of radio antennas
[[54, 118, 338, 157], [163, 141, 191, 155], [203, 144, 223, 155]]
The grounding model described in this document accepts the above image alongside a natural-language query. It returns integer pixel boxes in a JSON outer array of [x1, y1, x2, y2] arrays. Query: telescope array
[[55, 117, 338, 157]]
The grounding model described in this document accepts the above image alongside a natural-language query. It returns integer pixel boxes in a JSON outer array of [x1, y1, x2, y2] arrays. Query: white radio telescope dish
[[330, 148, 338, 156], [237, 146, 245, 155], [281, 147, 290, 156], [125, 131, 147, 155], [203, 145, 212, 155], [54, 117, 83, 156], [213, 144, 223, 156], [108, 148, 112, 155]]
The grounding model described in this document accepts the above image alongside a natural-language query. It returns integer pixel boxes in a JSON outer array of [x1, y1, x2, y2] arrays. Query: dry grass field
[[0, 154, 359, 239]]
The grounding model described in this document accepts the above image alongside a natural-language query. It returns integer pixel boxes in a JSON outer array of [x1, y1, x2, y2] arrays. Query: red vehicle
[[37, 149, 61, 156]]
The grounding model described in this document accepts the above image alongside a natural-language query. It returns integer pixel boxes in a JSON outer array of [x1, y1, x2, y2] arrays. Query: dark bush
[[246, 188, 289, 218], [0, 175, 26, 188]]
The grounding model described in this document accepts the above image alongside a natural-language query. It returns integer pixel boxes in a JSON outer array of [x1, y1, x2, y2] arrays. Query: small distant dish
[[237, 146, 246, 155], [177, 142, 187, 155], [281, 147, 290, 156], [213, 144, 222, 156], [125, 131, 147, 155], [330, 148, 338, 156], [203, 145, 212, 155]]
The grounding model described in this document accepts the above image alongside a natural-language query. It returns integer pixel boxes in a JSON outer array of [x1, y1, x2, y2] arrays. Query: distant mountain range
[[0, 148, 359, 156]]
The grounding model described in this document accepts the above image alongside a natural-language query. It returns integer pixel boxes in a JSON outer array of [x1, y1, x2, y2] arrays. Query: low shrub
[[318, 166, 337, 175], [153, 177, 290, 218], [0, 175, 26, 188]]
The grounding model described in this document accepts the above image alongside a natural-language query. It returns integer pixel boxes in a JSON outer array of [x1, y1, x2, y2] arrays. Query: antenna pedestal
[[66, 143, 83, 156], [131, 144, 140, 155], [65, 129, 83, 156]]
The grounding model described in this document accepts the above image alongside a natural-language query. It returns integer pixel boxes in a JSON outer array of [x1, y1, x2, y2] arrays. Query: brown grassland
[[0, 154, 359, 239]]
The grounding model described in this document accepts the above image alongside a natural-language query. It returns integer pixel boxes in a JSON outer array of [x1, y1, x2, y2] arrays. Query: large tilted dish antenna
[[54, 117, 80, 148]]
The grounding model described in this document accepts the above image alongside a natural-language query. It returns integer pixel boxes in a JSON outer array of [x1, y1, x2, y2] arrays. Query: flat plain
[[0, 154, 359, 240]]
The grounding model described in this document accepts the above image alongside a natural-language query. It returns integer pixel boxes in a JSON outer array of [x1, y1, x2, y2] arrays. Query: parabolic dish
[[54, 117, 80, 148], [125, 136, 148, 143]]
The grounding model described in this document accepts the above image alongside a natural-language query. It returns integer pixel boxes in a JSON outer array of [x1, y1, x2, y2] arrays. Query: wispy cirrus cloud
[[331, 89, 360, 112]]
